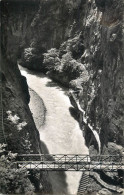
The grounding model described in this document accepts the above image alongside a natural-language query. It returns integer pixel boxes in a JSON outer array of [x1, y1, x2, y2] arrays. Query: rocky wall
[[1, 0, 40, 154], [79, 0, 124, 152], [1, 1, 53, 193]]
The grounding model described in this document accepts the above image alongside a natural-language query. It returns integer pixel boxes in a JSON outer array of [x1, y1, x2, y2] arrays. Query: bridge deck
[[15, 154, 124, 171], [15, 161, 124, 171]]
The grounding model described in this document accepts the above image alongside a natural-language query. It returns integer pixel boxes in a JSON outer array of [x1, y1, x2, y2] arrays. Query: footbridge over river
[[15, 154, 124, 172]]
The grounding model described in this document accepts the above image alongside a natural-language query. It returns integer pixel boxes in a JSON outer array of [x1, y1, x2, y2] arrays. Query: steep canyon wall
[[1, 1, 52, 193], [20, 0, 124, 153]]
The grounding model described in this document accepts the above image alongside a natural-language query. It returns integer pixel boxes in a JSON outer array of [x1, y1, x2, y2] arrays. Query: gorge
[[1, 0, 124, 194], [20, 65, 88, 194]]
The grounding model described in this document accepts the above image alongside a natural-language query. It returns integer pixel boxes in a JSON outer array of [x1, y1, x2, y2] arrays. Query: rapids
[[20, 65, 89, 194]]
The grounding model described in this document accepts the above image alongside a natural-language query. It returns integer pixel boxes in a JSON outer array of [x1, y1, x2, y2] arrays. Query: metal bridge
[[15, 154, 124, 171]]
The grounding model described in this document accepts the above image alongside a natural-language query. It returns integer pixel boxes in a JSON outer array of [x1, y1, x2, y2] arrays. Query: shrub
[[61, 52, 84, 80], [0, 144, 35, 194], [43, 48, 61, 71], [21, 47, 44, 70]]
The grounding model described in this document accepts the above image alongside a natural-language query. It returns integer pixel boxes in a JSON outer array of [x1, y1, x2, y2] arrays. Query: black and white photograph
[[0, 0, 124, 194]]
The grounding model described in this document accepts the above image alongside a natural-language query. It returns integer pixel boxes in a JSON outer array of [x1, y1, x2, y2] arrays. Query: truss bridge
[[15, 154, 124, 171]]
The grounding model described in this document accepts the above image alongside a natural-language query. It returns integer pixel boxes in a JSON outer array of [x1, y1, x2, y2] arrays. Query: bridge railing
[[16, 154, 124, 164], [16, 154, 90, 163]]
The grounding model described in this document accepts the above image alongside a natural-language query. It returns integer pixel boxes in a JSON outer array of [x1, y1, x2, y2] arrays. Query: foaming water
[[20, 66, 89, 194]]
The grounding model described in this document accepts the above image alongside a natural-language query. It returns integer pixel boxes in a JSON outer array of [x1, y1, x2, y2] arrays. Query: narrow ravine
[[19, 65, 89, 194]]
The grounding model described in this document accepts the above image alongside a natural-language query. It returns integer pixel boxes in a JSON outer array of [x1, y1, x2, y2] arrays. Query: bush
[[43, 48, 61, 71], [43, 35, 88, 85], [21, 47, 44, 71], [0, 144, 35, 194], [61, 52, 85, 80]]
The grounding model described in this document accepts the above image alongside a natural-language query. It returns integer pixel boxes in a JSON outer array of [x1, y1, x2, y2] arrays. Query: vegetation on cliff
[[0, 145, 35, 194]]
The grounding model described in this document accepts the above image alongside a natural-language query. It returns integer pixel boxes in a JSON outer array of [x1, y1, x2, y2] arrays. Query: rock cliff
[[1, 1, 52, 193], [1, 0, 40, 157]]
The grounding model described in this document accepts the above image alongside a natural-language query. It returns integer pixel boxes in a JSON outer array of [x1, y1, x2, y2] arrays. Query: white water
[[74, 96, 101, 154], [20, 66, 89, 194]]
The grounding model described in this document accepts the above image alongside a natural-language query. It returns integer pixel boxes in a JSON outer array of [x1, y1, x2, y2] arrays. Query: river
[[19, 66, 89, 194]]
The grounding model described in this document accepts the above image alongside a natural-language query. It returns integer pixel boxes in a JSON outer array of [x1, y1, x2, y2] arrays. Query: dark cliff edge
[[1, 1, 52, 194]]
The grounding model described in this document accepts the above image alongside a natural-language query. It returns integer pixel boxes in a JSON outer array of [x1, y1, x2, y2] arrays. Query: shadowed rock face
[[98, 0, 124, 149], [68, 0, 124, 153], [1, 0, 40, 155], [1, 1, 53, 193]]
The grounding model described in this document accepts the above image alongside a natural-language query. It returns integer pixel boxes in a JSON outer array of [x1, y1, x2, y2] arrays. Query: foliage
[[7, 111, 27, 131], [23, 48, 38, 65], [43, 48, 61, 72], [43, 33, 88, 87], [61, 52, 84, 79], [21, 47, 44, 70], [0, 144, 35, 194], [43, 47, 86, 80]]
